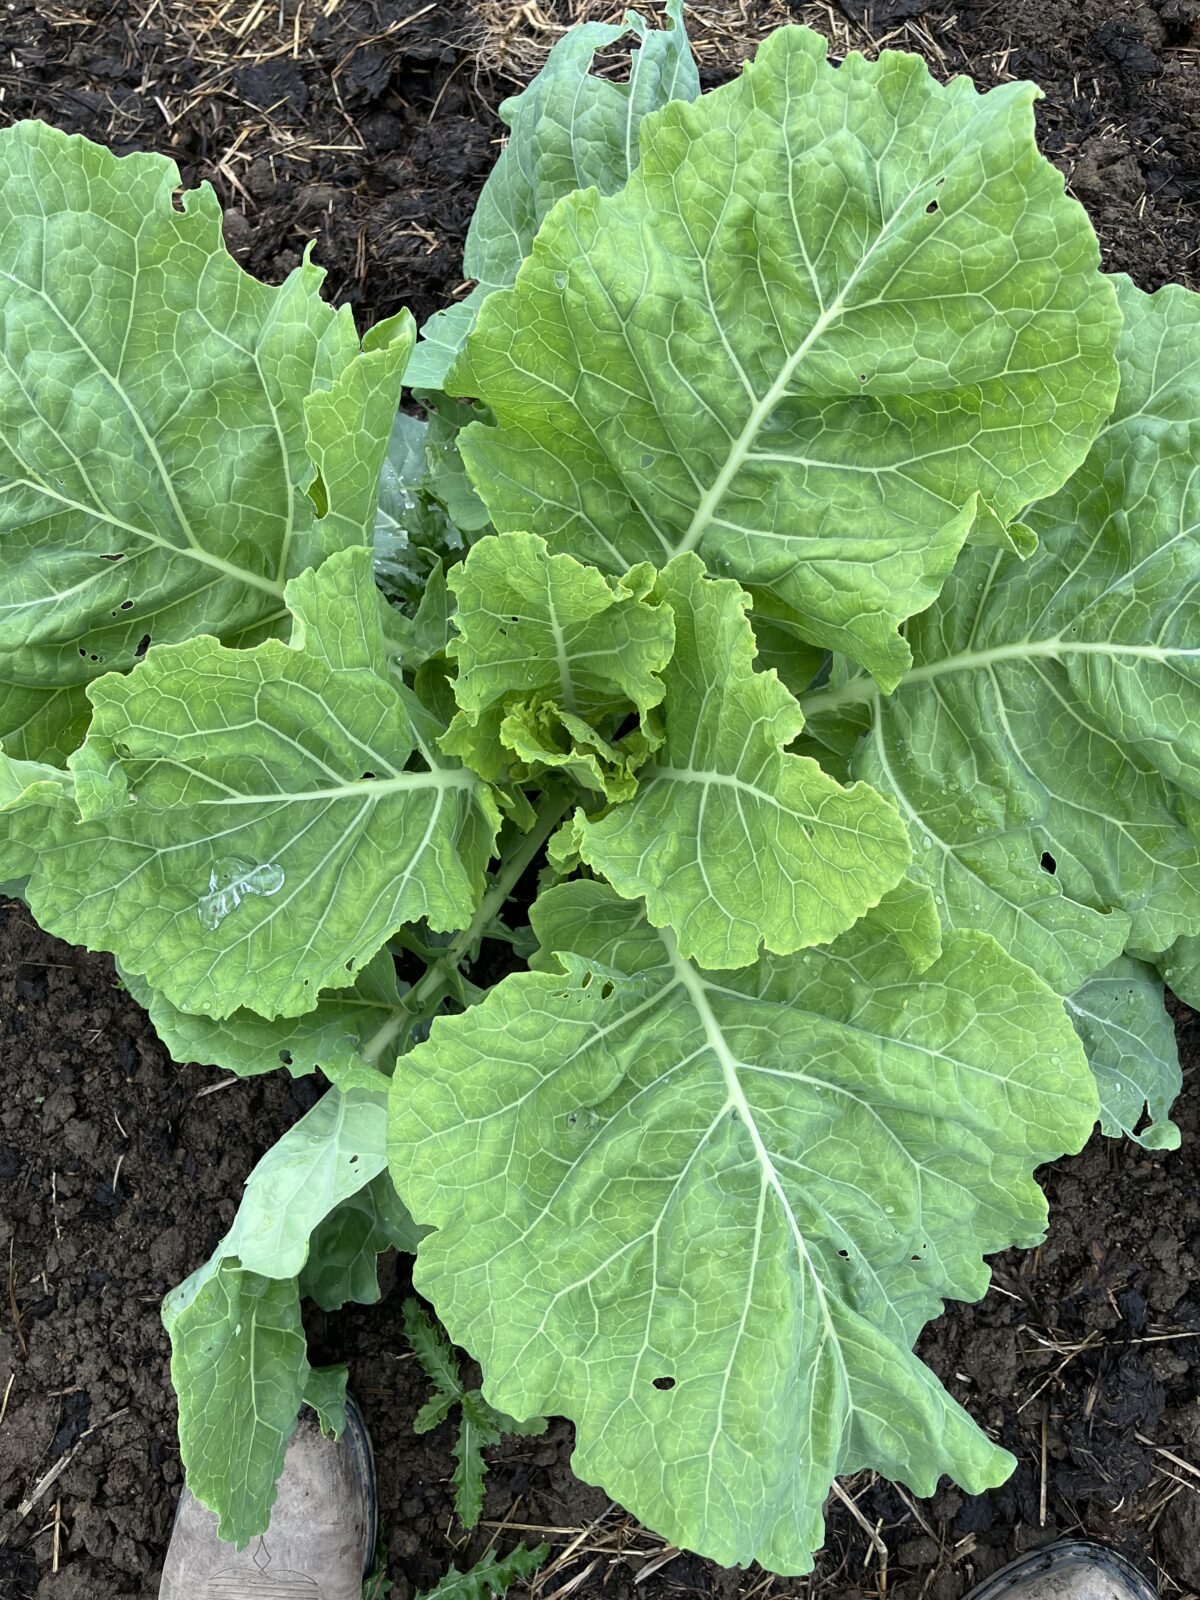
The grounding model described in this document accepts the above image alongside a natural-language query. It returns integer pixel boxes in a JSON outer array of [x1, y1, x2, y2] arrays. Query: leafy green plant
[[0, 0, 1196, 1581], [404, 1297, 546, 1527]]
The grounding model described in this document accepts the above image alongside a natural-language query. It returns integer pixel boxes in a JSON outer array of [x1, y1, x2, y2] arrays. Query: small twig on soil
[[541, 1557, 601, 1600], [195, 1075, 240, 1097], [829, 1480, 887, 1560], [1, 1407, 130, 1546], [534, 1503, 618, 1590], [6, 1238, 25, 1358], [633, 1546, 681, 1585], [1135, 1433, 1200, 1486], [332, 2, 438, 76], [1039, 1413, 1049, 1527], [477, 1493, 525, 1561], [481, 1522, 593, 1536], [892, 1483, 937, 1541], [0, 1371, 14, 1429], [1017, 1328, 1101, 1412]]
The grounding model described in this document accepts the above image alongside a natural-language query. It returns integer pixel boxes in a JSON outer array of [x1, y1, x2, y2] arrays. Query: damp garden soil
[[0, 0, 1198, 1596]]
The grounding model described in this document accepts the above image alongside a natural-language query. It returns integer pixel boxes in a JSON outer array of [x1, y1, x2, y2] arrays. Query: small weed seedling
[[404, 1297, 546, 1527]]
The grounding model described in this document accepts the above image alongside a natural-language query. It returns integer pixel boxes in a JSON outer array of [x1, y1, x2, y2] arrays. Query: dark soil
[[1, 1, 1199, 1597]]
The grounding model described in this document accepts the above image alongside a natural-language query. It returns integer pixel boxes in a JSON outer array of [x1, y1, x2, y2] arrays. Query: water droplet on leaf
[[198, 857, 285, 931]]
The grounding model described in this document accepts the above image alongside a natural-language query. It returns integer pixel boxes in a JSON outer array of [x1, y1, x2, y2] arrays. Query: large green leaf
[[0, 121, 409, 763], [407, 0, 698, 389], [442, 532, 673, 797], [164, 1263, 313, 1548], [389, 880, 1097, 1574], [121, 947, 403, 1091], [164, 1087, 403, 1543], [26, 548, 500, 1018], [816, 278, 1200, 995], [0, 751, 72, 885], [1065, 957, 1181, 1151], [1153, 935, 1200, 1010], [574, 556, 912, 968], [451, 26, 1120, 689]]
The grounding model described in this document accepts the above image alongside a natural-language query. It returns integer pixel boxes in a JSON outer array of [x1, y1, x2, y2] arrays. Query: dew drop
[[198, 857, 285, 931]]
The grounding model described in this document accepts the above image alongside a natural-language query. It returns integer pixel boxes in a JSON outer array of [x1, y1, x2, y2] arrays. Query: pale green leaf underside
[[823, 278, 1200, 995], [164, 1087, 400, 1542], [300, 1172, 423, 1312], [0, 121, 407, 764], [453, 25, 1119, 688], [0, 752, 71, 885], [1065, 956, 1181, 1151], [26, 548, 499, 1018], [407, 0, 698, 389], [575, 556, 911, 968], [221, 1086, 391, 1279], [390, 880, 1097, 1573], [303, 1365, 349, 1439], [1153, 935, 1200, 1010]]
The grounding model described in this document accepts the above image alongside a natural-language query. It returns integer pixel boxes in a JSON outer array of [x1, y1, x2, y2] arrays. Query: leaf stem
[[799, 674, 879, 718], [367, 787, 573, 1063]]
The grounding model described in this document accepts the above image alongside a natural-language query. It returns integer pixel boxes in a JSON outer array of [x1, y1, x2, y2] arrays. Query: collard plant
[[1, 1, 1197, 1577]]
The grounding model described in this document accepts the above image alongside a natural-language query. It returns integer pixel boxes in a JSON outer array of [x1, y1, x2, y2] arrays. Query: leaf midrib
[[802, 636, 1200, 719]]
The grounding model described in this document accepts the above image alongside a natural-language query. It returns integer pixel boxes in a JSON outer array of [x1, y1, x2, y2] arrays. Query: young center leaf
[[372, 411, 468, 610], [1065, 957, 1182, 1151], [818, 277, 1200, 996], [451, 25, 1120, 689], [26, 547, 500, 1018], [0, 121, 409, 765], [407, 0, 698, 389], [442, 532, 674, 798], [389, 880, 1098, 1575], [573, 555, 912, 968]]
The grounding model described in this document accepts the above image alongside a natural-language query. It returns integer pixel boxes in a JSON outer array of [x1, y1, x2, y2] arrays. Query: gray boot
[[964, 1541, 1157, 1600], [159, 1400, 378, 1599]]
